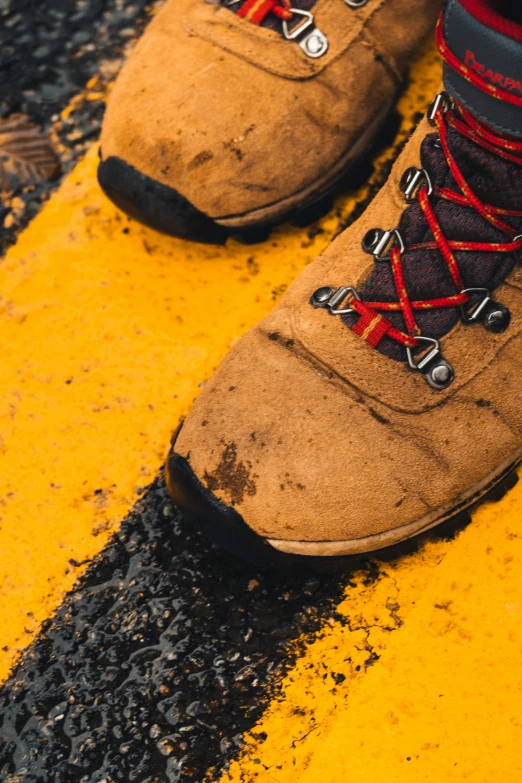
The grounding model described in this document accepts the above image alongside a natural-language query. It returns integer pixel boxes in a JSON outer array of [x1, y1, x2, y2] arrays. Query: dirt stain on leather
[[267, 331, 295, 349], [203, 441, 257, 506], [188, 150, 214, 170]]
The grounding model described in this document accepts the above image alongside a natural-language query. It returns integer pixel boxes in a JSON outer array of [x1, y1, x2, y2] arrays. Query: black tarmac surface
[[0, 476, 355, 783], [0, 0, 162, 255]]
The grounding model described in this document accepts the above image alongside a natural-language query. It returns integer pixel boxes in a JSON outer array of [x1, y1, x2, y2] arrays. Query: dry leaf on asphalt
[[0, 114, 60, 194]]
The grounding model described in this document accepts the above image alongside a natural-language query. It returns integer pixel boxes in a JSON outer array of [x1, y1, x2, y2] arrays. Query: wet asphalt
[[0, 0, 162, 255], [0, 476, 355, 782]]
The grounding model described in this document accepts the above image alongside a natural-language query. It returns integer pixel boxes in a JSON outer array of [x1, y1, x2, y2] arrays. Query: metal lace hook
[[400, 167, 433, 203], [361, 228, 405, 262], [406, 336, 454, 390], [460, 287, 511, 333], [428, 91, 454, 126], [282, 9, 328, 58], [459, 287, 492, 324], [310, 286, 360, 315]]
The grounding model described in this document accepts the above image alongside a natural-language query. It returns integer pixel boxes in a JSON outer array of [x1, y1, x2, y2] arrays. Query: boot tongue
[[443, 0, 522, 138]]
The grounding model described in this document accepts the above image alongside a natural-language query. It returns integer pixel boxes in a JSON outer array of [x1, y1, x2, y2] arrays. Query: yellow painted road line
[[0, 39, 441, 682], [221, 487, 522, 783]]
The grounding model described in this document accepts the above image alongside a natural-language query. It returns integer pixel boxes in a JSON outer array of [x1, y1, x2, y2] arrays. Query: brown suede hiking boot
[[97, 0, 440, 244], [167, 0, 522, 565]]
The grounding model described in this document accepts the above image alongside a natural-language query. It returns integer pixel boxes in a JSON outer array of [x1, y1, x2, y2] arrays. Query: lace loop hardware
[[400, 167, 433, 203], [362, 227, 405, 262], [312, 84, 522, 391], [406, 337, 454, 390], [282, 9, 328, 58], [428, 91, 453, 126], [460, 287, 511, 333], [310, 286, 360, 315], [459, 287, 492, 324], [406, 336, 441, 371]]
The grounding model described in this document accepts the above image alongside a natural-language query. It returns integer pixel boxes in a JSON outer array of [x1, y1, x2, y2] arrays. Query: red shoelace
[[347, 98, 522, 354], [337, 8, 522, 363], [312, 12, 522, 377], [236, 0, 294, 24]]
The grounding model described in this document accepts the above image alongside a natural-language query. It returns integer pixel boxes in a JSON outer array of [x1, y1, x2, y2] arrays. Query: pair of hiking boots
[[99, 0, 522, 566]]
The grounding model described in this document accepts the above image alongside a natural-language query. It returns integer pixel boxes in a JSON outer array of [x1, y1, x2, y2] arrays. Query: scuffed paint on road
[[221, 480, 522, 783], [0, 476, 351, 782]]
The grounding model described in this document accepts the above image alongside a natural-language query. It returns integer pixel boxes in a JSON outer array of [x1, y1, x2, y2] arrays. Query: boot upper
[[174, 116, 522, 551], [100, 0, 441, 223], [172, 0, 522, 555]]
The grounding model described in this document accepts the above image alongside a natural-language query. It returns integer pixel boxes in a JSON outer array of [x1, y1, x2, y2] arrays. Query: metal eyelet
[[460, 287, 511, 333], [361, 227, 404, 262], [400, 167, 433, 203], [282, 9, 328, 58], [344, 0, 369, 6], [484, 304, 511, 333], [406, 336, 454, 390], [310, 286, 360, 315], [428, 91, 453, 126]]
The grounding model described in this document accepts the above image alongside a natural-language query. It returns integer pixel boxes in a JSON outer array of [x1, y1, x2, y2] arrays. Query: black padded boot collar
[[443, 0, 522, 138]]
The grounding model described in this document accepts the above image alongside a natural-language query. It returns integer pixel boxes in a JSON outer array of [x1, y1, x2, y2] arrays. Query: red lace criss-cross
[[347, 100, 522, 354], [312, 13, 522, 389]]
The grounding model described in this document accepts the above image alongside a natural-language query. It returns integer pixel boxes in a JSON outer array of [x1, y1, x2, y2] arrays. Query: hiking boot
[[167, 0, 522, 565], [97, 0, 440, 244]]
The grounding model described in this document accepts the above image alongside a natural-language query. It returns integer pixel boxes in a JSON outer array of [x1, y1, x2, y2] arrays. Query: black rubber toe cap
[[166, 449, 292, 568], [166, 449, 379, 573], [97, 155, 229, 244]]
